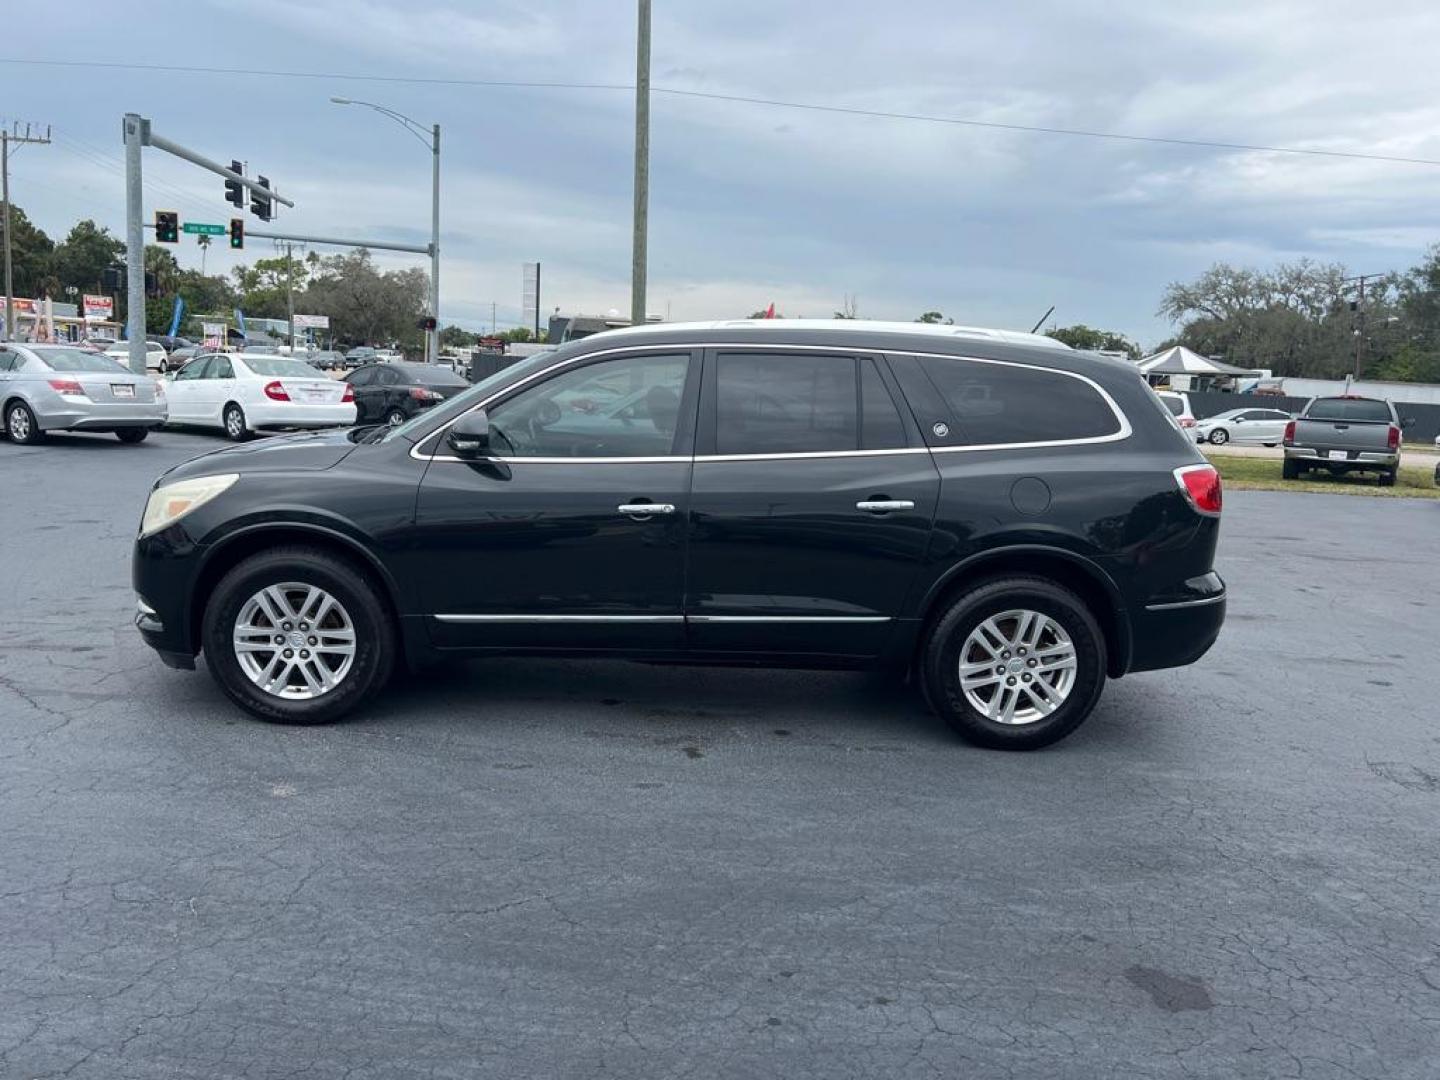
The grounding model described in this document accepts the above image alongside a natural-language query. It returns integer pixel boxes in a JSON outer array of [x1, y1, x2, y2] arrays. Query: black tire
[[223, 403, 249, 442], [115, 428, 149, 444], [920, 576, 1106, 751], [1281, 458, 1301, 480], [1378, 469, 1397, 488], [384, 407, 408, 427], [5, 401, 44, 445], [201, 546, 396, 724], [1208, 428, 1229, 445]]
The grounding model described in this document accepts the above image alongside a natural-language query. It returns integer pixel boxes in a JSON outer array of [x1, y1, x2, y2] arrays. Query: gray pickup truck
[[1282, 395, 1403, 486]]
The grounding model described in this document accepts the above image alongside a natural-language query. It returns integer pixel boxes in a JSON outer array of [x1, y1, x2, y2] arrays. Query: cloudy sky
[[4, 0, 1440, 345]]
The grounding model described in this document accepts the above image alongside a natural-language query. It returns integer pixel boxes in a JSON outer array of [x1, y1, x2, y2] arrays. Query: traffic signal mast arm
[[143, 127, 295, 211]]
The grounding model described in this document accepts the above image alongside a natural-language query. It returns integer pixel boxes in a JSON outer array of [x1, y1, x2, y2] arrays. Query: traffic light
[[225, 160, 245, 208], [250, 175, 273, 221], [417, 316, 437, 332], [155, 210, 179, 244], [229, 218, 244, 250]]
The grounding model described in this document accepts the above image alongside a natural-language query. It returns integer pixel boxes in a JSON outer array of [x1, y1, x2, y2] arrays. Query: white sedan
[[162, 352, 356, 440], [105, 341, 170, 374], [1192, 406, 1293, 446]]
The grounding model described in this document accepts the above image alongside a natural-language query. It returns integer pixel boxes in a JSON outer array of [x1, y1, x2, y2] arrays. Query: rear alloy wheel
[[223, 403, 249, 442], [115, 428, 149, 444], [1208, 428, 1229, 445], [202, 547, 395, 724], [5, 401, 44, 445], [385, 407, 408, 427], [921, 576, 1105, 750]]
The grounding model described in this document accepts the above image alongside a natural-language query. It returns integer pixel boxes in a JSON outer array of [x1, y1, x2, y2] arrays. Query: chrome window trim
[[413, 341, 1133, 464]]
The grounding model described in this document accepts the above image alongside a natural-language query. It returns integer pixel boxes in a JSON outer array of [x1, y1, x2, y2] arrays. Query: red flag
[[765, 302, 775, 319]]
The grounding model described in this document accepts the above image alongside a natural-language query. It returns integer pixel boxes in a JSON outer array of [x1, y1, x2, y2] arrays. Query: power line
[[3, 55, 1438, 168]]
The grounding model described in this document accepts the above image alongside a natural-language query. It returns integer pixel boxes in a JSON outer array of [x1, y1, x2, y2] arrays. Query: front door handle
[[618, 502, 676, 518], [856, 500, 915, 514]]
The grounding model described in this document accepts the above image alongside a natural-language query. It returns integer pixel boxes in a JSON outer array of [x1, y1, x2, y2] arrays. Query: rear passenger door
[[684, 349, 940, 659]]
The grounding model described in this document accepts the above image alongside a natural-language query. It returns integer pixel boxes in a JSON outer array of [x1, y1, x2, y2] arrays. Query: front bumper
[[134, 596, 195, 669]]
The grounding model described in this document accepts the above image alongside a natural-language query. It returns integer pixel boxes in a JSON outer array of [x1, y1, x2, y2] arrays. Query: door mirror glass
[[447, 410, 492, 458]]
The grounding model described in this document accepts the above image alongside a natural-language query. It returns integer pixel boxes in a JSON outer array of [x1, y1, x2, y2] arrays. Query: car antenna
[[1029, 306, 1055, 335]]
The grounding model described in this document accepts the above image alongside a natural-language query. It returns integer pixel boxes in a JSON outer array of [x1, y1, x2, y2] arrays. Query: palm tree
[[196, 233, 212, 275]]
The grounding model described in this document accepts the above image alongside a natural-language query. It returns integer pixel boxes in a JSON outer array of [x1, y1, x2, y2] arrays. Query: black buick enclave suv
[[133, 321, 1225, 749]]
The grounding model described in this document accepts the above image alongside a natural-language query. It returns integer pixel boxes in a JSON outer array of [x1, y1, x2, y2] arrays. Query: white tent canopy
[[1137, 346, 1251, 377]]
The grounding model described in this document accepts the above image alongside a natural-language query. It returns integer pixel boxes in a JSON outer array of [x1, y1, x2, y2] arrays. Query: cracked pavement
[[1, 429, 1437, 1079]]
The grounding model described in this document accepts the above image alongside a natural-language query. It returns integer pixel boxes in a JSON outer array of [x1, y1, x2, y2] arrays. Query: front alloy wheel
[[203, 546, 395, 723], [1208, 428, 1229, 445]]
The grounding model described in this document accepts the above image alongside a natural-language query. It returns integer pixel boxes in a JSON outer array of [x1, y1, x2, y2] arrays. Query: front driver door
[[164, 355, 211, 421], [411, 348, 699, 652]]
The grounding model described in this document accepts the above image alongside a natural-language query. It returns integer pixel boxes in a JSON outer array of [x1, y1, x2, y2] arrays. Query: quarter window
[[918, 357, 1122, 445], [486, 352, 690, 458]]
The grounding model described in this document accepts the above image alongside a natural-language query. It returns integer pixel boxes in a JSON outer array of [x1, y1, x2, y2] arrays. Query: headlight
[[139, 474, 239, 538]]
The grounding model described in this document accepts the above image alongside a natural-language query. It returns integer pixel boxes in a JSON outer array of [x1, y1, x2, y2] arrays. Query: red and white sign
[[82, 294, 114, 320]]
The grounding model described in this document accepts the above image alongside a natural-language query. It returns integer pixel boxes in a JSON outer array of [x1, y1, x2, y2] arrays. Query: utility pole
[[630, 0, 651, 328], [1343, 272, 1384, 381], [283, 241, 296, 352], [2, 122, 52, 342], [491, 301, 496, 334]]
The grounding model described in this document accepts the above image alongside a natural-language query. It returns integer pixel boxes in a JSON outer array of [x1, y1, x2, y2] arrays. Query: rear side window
[[1305, 398, 1392, 422], [716, 353, 857, 455], [1159, 396, 1184, 416], [916, 357, 1122, 445]]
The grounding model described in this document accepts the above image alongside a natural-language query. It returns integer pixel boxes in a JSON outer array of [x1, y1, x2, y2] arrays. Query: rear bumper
[[38, 402, 168, 431], [246, 401, 357, 430], [1285, 447, 1398, 467], [1127, 578, 1226, 674]]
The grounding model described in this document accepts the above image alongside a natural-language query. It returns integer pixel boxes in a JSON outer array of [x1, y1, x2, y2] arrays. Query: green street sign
[[182, 222, 227, 236]]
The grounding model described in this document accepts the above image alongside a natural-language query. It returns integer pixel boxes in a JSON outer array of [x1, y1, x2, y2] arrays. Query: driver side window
[[175, 357, 211, 381], [487, 353, 691, 458]]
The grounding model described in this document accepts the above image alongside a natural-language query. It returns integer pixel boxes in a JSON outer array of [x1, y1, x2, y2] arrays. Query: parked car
[[343, 347, 378, 369], [344, 361, 470, 426], [374, 349, 404, 364], [307, 350, 346, 371], [161, 352, 355, 441], [153, 335, 194, 353], [1192, 407, 1292, 446], [1282, 395, 1405, 485], [1155, 390, 1197, 431], [105, 341, 170, 374], [132, 320, 1226, 749], [0, 343, 166, 444]]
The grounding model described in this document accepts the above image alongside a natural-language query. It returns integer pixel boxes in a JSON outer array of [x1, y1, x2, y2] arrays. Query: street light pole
[[331, 97, 441, 362]]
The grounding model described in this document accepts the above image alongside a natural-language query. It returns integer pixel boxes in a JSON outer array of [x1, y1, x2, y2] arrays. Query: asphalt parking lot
[[2, 429, 1437, 1080]]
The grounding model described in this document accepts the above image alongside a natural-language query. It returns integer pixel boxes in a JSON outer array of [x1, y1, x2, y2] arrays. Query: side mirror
[[1231, 418, 1244, 424], [447, 409, 492, 458]]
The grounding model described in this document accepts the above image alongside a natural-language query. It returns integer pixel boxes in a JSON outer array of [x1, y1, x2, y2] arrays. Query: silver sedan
[[0, 343, 168, 444]]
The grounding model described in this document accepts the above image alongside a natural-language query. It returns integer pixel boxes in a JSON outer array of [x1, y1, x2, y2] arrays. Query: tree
[[916, 311, 951, 324], [1, 205, 56, 299], [231, 256, 308, 320], [1044, 324, 1140, 359], [439, 325, 479, 348], [51, 219, 121, 296], [300, 249, 426, 348]]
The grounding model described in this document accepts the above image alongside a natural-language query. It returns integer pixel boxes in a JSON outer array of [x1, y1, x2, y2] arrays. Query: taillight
[[409, 387, 441, 402], [1179, 417, 1196, 428], [48, 378, 85, 396], [1282, 420, 1296, 446], [1387, 425, 1400, 451], [263, 380, 290, 401], [340, 383, 355, 403], [1174, 464, 1222, 516]]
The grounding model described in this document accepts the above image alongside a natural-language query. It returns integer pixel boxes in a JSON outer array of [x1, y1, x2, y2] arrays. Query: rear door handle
[[618, 502, 676, 517], [856, 500, 915, 514]]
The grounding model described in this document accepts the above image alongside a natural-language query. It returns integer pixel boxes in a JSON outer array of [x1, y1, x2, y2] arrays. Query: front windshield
[[242, 356, 324, 378], [385, 350, 566, 442], [33, 348, 130, 373]]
